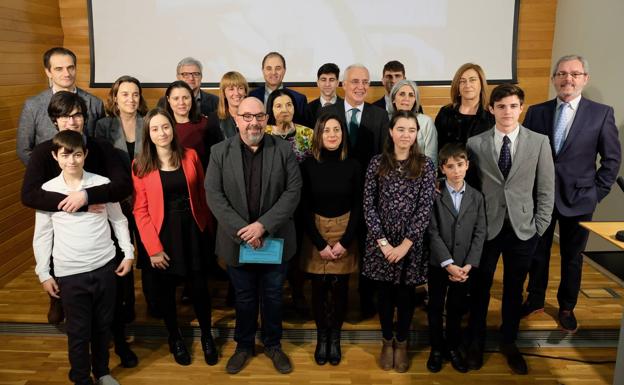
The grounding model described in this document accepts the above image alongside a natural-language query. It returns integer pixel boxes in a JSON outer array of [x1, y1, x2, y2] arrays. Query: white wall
[[550, 0, 624, 251]]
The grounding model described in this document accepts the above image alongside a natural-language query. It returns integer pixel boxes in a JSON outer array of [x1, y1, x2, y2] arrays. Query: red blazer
[[132, 148, 213, 256]]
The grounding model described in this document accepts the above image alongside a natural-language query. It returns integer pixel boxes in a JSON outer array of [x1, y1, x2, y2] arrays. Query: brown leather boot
[[379, 338, 394, 370], [393, 338, 409, 372]]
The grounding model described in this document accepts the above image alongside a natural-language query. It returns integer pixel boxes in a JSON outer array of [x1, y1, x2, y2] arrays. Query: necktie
[[498, 135, 511, 179], [349, 108, 359, 147], [553, 102, 571, 154], [323, 102, 331, 107]]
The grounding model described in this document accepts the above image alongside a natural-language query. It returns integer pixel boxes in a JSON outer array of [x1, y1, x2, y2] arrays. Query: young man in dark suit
[[305, 63, 343, 127], [427, 143, 486, 374], [522, 55, 621, 332], [373, 60, 405, 115]]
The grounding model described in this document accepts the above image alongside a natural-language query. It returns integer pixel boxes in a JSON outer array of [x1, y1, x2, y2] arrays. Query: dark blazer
[[21, 137, 132, 212], [16, 88, 105, 165], [204, 134, 302, 266], [319, 101, 389, 169], [523, 97, 621, 217], [373, 96, 387, 111], [198, 90, 219, 116], [305, 96, 344, 127], [428, 183, 486, 268], [249, 85, 308, 118], [466, 126, 555, 240], [94, 115, 144, 166], [132, 148, 211, 256]]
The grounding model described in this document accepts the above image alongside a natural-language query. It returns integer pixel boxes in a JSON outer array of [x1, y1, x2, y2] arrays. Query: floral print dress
[[265, 124, 313, 162], [362, 154, 436, 286]]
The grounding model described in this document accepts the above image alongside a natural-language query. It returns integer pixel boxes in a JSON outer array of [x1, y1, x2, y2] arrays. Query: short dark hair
[[317, 63, 340, 80], [266, 88, 304, 125], [489, 83, 524, 107], [48, 91, 87, 127], [164, 80, 201, 123], [262, 51, 286, 69], [105, 75, 148, 117], [382, 60, 405, 75], [43, 47, 76, 70], [51, 130, 86, 155], [438, 143, 468, 167]]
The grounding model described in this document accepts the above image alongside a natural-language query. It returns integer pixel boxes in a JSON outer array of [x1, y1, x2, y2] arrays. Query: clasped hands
[[445, 263, 472, 282], [319, 242, 347, 260], [237, 221, 265, 249], [377, 238, 412, 264]]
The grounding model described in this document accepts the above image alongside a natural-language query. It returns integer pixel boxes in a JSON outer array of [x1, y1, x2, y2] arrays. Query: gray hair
[[342, 63, 369, 82], [389, 79, 420, 115], [552, 54, 589, 76], [176, 57, 203, 74]]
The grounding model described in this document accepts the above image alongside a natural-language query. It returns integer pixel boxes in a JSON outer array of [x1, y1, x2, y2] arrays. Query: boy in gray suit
[[427, 143, 486, 374], [466, 84, 554, 375]]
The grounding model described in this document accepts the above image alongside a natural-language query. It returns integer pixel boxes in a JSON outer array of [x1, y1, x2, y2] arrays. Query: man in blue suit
[[249, 52, 307, 120], [522, 54, 621, 332]]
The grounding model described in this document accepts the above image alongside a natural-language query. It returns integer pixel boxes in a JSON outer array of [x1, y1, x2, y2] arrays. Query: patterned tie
[[349, 108, 359, 147], [498, 135, 512, 179], [553, 102, 571, 154]]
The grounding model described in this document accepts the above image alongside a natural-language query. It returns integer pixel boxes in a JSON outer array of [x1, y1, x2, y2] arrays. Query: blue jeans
[[227, 262, 288, 351]]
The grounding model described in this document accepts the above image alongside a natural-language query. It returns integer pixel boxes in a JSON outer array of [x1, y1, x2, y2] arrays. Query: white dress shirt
[[494, 124, 520, 160]]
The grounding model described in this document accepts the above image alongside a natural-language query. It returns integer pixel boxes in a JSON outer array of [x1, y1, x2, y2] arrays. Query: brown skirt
[[301, 212, 358, 275]]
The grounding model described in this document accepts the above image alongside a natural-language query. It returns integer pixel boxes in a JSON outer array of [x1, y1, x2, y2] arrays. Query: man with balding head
[[205, 97, 302, 375]]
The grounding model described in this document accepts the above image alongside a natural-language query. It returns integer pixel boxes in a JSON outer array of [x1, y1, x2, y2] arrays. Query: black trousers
[[310, 274, 349, 331], [377, 282, 417, 342], [526, 208, 592, 310], [57, 260, 116, 385], [427, 266, 470, 351], [468, 223, 539, 345]]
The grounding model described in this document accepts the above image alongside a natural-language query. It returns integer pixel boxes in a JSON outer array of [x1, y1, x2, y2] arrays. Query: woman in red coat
[[132, 108, 216, 366]]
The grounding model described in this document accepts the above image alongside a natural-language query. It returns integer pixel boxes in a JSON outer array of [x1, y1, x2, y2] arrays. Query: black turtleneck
[[300, 148, 362, 250]]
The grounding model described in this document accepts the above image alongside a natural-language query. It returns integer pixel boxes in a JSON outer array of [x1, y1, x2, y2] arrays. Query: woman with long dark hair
[[363, 110, 436, 373]]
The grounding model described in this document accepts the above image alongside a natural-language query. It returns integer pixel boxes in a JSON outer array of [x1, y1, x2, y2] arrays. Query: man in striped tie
[[522, 55, 621, 333]]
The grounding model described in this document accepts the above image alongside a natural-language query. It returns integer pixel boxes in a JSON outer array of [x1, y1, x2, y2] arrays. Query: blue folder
[[239, 237, 284, 264]]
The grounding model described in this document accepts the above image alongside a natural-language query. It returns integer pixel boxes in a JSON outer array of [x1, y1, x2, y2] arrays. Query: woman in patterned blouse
[[363, 110, 436, 373]]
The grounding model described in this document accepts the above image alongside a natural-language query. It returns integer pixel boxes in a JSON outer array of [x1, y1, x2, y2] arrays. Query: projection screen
[[88, 0, 518, 87]]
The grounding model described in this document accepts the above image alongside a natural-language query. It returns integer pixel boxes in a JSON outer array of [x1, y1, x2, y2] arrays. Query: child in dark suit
[[426, 143, 486, 373]]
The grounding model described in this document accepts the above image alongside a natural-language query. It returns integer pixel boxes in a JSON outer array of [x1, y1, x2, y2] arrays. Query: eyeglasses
[[554, 71, 587, 79], [238, 113, 268, 122], [179, 72, 202, 78], [57, 112, 84, 123], [459, 77, 479, 85], [348, 79, 370, 87]]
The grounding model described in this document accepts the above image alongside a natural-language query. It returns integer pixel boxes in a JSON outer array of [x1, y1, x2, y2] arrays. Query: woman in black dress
[[132, 108, 217, 366], [300, 113, 362, 366]]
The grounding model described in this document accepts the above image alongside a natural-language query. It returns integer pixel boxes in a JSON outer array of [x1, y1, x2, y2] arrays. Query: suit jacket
[[373, 96, 387, 112], [204, 134, 302, 266], [523, 97, 621, 216], [249, 85, 308, 119], [319, 101, 389, 169], [199, 90, 219, 116], [132, 148, 211, 256], [21, 137, 132, 212], [466, 126, 555, 240], [428, 183, 487, 268], [16, 88, 105, 165], [306, 96, 344, 128], [94, 115, 144, 166]]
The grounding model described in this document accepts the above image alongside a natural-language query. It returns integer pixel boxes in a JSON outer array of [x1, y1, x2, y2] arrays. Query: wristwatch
[[379, 238, 389, 247]]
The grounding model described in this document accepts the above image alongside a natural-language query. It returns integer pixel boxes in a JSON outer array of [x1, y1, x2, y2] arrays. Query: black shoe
[[201, 334, 218, 366], [47, 296, 64, 324], [115, 342, 138, 368], [328, 329, 341, 366], [314, 330, 328, 365], [500, 343, 528, 375], [466, 344, 483, 370], [426, 350, 444, 373], [168, 335, 191, 366], [264, 346, 292, 374], [447, 349, 468, 373], [226, 349, 253, 374], [520, 300, 544, 318], [558, 309, 578, 333]]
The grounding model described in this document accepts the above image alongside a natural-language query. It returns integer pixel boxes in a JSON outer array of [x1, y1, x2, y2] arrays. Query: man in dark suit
[[249, 51, 307, 120], [320, 64, 389, 319], [158, 57, 218, 116], [373, 60, 405, 114], [522, 55, 621, 332], [17, 47, 104, 165], [466, 84, 554, 375], [306, 63, 343, 127], [205, 97, 302, 375]]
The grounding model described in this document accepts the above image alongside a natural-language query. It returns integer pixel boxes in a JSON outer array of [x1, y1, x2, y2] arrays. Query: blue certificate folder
[[239, 238, 284, 264]]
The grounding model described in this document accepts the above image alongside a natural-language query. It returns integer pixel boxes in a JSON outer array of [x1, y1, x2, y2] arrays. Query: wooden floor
[[0, 244, 621, 383]]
